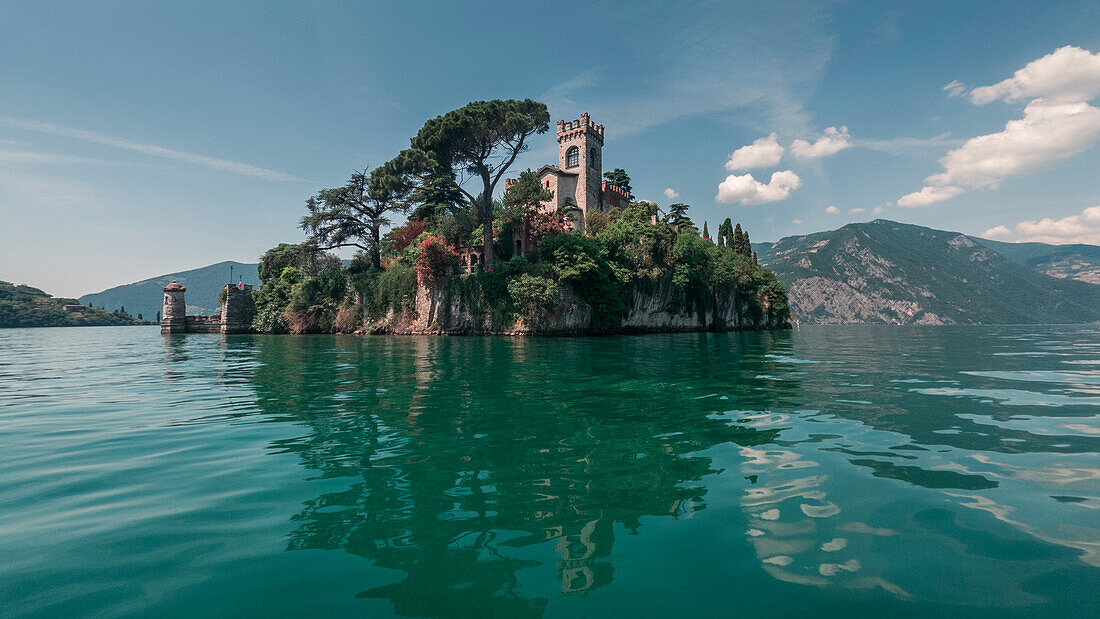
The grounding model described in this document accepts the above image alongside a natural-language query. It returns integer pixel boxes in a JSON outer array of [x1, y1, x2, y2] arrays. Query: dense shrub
[[252, 266, 302, 333], [508, 274, 558, 319], [539, 232, 629, 333]]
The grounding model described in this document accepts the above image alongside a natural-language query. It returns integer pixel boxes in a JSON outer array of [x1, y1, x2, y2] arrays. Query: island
[[162, 100, 791, 336]]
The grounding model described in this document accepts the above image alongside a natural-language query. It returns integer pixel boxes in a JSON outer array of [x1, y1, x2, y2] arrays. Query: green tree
[[718, 218, 733, 248], [411, 99, 551, 268], [732, 223, 751, 257], [259, 243, 314, 282], [702, 221, 711, 242], [387, 148, 465, 223], [501, 169, 553, 219], [602, 168, 632, 196], [665, 203, 692, 228], [301, 165, 411, 270]]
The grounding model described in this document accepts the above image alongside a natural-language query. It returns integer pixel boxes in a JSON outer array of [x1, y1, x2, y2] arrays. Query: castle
[[160, 281, 255, 334], [500, 113, 631, 259]]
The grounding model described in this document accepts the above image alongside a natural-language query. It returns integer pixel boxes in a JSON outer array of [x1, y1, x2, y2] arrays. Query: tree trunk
[[478, 172, 496, 269], [371, 225, 381, 270]]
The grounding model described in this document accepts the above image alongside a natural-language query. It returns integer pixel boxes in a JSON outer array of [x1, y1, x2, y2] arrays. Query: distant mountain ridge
[[79, 261, 260, 322], [971, 237, 1100, 285], [754, 220, 1100, 325]]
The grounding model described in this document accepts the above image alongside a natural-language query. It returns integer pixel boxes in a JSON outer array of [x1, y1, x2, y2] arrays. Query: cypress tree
[[732, 223, 746, 256], [718, 217, 733, 247], [703, 221, 711, 242]]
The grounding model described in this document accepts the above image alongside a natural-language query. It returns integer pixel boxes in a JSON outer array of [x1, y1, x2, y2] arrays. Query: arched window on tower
[[590, 148, 598, 168], [566, 146, 579, 168]]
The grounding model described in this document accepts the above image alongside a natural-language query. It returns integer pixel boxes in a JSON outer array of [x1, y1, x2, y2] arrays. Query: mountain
[[971, 237, 1100, 285], [754, 220, 1100, 325], [79, 261, 260, 322], [0, 281, 149, 328]]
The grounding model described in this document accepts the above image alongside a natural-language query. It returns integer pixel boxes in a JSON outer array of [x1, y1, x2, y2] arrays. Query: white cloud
[[0, 117, 307, 182], [929, 100, 1100, 188], [1015, 205, 1100, 244], [725, 133, 784, 170], [900, 46, 1100, 207], [849, 207, 866, 214], [790, 126, 852, 160], [982, 206, 1100, 244], [663, 187, 679, 199], [969, 45, 1100, 105], [716, 170, 801, 205], [825, 205, 840, 214], [943, 80, 967, 97], [897, 185, 965, 207], [792, 218, 803, 224], [873, 205, 885, 214]]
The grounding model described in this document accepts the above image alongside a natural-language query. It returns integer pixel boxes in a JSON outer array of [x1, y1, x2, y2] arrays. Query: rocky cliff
[[366, 274, 785, 335]]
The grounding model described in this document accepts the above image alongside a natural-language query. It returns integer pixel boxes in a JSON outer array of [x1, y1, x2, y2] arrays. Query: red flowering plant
[[527, 207, 570, 239], [415, 235, 462, 284]]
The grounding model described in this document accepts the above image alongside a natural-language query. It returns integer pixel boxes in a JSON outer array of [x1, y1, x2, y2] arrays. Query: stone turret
[[161, 282, 187, 334]]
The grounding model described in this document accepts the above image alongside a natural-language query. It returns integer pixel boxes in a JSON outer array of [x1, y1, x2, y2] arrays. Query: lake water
[[1, 325, 1098, 617]]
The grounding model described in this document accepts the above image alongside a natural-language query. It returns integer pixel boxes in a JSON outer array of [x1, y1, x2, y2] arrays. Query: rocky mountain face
[[755, 220, 1100, 325], [973, 238, 1100, 285]]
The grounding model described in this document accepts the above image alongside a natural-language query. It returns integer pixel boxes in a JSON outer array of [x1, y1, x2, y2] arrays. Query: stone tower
[[161, 281, 186, 334], [556, 113, 605, 221], [219, 284, 255, 334]]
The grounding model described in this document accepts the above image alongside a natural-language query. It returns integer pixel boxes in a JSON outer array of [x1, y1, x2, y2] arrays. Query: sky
[[2, 1, 1100, 298]]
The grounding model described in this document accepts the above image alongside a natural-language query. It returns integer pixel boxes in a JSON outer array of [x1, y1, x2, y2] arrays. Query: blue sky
[[2, 1, 1100, 297]]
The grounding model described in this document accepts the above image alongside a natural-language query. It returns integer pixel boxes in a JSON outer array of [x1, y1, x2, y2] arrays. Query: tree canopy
[[300, 165, 412, 269], [665, 203, 693, 229], [411, 99, 550, 267], [602, 168, 632, 196], [501, 169, 552, 219], [731, 223, 752, 257]]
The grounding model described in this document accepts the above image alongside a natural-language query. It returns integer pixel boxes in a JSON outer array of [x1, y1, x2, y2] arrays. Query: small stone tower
[[556, 113, 605, 220], [161, 281, 186, 334], [219, 284, 255, 334]]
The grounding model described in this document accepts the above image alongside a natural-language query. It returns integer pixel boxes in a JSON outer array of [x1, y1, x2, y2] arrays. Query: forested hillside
[[1, 281, 149, 328]]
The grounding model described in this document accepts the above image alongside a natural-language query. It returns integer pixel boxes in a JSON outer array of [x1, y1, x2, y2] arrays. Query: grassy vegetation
[[252, 202, 789, 334], [0, 281, 151, 328]]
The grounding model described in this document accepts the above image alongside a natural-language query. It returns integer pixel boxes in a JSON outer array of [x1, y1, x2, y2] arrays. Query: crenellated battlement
[[556, 112, 604, 144]]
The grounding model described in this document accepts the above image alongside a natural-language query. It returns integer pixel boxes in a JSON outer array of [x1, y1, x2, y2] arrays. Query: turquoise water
[[1, 325, 1098, 617]]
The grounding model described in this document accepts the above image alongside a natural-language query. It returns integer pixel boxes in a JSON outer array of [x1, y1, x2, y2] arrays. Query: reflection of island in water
[[246, 333, 795, 616]]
